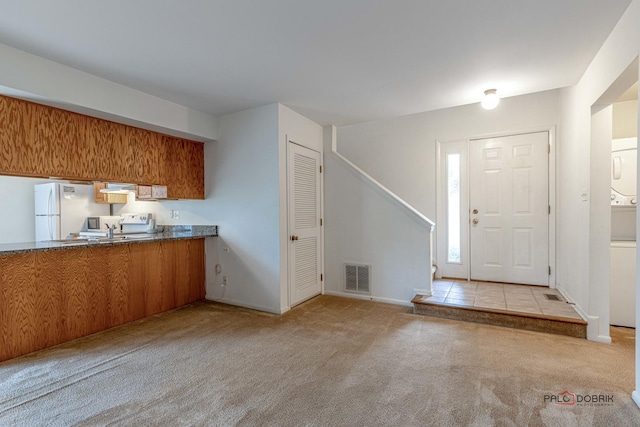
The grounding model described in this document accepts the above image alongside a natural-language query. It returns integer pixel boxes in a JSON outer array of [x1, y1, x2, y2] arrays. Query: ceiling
[[0, 0, 633, 126]]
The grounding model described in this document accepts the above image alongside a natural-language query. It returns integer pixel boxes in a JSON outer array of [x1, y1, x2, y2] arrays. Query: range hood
[[99, 183, 137, 194]]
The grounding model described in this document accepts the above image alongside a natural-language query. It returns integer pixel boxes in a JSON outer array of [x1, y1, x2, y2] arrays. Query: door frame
[[435, 126, 556, 287], [285, 135, 324, 308]]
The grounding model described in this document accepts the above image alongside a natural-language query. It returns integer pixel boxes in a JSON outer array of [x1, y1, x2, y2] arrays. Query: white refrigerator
[[34, 183, 109, 241]]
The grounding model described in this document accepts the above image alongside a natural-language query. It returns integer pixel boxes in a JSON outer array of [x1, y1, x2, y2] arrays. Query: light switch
[[581, 187, 588, 201]]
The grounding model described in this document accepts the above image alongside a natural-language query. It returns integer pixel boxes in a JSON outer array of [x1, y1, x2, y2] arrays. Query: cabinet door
[[166, 138, 187, 198], [165, 138, 204, 199], [186, 140, 205, 199], [0, 96, 37, 175], [34, 104, 86, 179], [127, 127, 163, 185], [85, 117, 133, 182], [94, 182, 108, 203]]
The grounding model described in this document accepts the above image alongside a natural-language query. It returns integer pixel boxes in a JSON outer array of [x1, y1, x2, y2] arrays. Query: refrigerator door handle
[[47, 188, 53, 216], [48, 215, 52, 240]]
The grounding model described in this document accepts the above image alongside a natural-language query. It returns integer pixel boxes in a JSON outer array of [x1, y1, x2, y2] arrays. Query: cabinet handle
[[290, 235, 299, 241]]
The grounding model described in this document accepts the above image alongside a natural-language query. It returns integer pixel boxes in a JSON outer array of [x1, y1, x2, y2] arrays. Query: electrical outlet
[[222, 247, 230, 254], [222, 275, 228, 286], [174, 210, 180, 219]]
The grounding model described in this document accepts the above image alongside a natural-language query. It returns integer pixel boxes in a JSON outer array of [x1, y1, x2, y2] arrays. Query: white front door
[[469, 132, 549, 285], [288, 141, 322, 306]]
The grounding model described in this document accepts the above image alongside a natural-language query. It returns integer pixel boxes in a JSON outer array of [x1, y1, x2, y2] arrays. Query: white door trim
[[435, 126, 556, 287]]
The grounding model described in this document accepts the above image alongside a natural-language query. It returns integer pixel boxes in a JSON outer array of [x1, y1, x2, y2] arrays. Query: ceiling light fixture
[[481, 89, 500, 110]]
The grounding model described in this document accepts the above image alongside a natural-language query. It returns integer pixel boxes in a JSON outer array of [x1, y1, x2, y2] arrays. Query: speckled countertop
[[0, 225, 218, 256]]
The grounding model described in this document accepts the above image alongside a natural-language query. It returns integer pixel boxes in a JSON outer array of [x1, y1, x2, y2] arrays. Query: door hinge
[[320, 274, 323, 281], [548, 205, 551, 215], [319, 165, 323, 173], [320, 218, 323, 226], [549, 266, 551, 275], [548, 144, 551, 154]]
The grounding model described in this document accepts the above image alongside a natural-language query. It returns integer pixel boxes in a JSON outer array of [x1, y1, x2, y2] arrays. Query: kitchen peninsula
[[0, 93, 215, 363], [0, 226, 218, 362]]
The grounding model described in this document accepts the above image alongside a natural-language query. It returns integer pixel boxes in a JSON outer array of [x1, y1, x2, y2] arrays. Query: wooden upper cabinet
[[165, 137, 205, 199], [33, 103, 86, 179], [127, 127, 164, 185], [0, 95, 205, 199], [186, 140, 205, 199], [0, 96, 36, 175], [84, 117, 133, 182]]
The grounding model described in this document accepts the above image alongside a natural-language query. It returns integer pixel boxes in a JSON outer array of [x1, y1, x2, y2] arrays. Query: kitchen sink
[[96, 235, 154, 243], [121, 234, 154, 240], [48, 234, 154, 245], [50, 239, 91, 244]]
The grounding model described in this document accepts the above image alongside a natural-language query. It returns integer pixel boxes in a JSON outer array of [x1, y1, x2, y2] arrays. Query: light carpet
[[0, 295, 638, 426]]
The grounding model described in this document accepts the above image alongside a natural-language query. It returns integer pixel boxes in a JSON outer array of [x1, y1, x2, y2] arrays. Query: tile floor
[[422, 279, 583, 320]]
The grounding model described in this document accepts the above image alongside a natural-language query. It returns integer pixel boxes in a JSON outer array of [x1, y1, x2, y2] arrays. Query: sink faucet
[[106, 224, 116, 239]]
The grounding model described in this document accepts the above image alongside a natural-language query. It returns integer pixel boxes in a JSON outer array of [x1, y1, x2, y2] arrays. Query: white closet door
[[469, 132, 549, 285], [288, 141, 322, 306]]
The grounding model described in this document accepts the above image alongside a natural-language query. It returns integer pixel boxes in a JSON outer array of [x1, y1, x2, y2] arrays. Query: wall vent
[[344, 263, 371, 294]]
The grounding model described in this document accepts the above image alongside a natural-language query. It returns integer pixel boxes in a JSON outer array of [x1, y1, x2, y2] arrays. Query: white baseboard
[[590, 334, 613, 344], [556, 285, 611, 343], [325, 290, 413, 307], [586, 315, 612, 343], [205, 296, 282, 314], [632, 391, 640, 409], [279, 306, 291, 314], [555, 285, 588, 321]]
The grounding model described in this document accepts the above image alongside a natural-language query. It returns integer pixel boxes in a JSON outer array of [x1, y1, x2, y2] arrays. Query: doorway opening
[[588, 57, 638, 342], [609, 81, 638, 330]]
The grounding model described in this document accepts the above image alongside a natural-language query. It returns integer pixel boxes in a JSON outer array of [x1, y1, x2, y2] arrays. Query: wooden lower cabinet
[[0, 239, 205, 363]]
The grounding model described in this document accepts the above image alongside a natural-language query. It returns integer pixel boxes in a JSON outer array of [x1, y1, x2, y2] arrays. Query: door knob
[[472, 218, 479, 225], [472, 209, 478, 214], [290, 235, 299, 241]]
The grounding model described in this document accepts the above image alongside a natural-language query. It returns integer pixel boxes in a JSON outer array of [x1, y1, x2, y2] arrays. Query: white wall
[[557, 0, 640, 344], [337, 90, 560, 221], [0, 42, 217, 141], [613, 99, 638, 138], [112, 194, 213, 226], [324, 127, 432, 304], [204, 104, 281, 313], [0, 175, 50, 244], [335, 90, 560, 300], [198, 103, 323, 314]]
